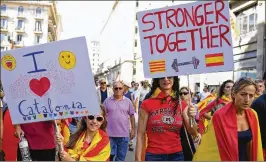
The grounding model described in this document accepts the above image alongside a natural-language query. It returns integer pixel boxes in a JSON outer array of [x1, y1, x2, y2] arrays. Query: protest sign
[[1, 37, 100, 124], [137, 0, 234, 78]]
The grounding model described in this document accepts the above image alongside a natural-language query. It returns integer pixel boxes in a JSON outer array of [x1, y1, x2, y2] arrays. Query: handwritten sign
[[0, 37, 100, 124], [137, 0, 234, 78]]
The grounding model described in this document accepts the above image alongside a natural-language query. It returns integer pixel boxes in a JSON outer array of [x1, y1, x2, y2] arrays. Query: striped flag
[[149, 59, 166, 73], [205, 53, 224, 67]]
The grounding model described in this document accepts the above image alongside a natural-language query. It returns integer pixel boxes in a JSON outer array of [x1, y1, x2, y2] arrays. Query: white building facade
[[89, 41, 100, 74], [0, 1, 62, 51]]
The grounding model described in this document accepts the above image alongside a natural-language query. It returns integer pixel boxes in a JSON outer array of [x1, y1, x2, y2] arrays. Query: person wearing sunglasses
[[193, 77, 263, 161], [197, 80, 234, 135], [103, 81, 136, 161], [56, 105, 110, 161], [135, 76, 198, 161], [251, 71, 266, 160], [96, 78, 113, 104]]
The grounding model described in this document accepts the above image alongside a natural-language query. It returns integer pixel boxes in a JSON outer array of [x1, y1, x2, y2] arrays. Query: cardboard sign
[[137, 0, 234, 78], [1, 37, 100, 124]]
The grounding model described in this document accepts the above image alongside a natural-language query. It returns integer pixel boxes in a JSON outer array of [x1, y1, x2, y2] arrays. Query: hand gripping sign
[[0, 37, 100, 124]]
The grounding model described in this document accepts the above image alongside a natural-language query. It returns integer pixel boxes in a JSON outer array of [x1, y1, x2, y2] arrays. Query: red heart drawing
[[6, 61, 12, 69], [29, 77, 50, 97]]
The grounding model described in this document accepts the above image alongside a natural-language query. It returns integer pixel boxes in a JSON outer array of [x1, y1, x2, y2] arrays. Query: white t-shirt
[[139, 87, 150, 101], [133, 89, 140, 102], [200, 92, 210, 101]]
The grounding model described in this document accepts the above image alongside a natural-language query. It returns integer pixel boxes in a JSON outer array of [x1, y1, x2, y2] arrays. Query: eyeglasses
[[158, 77, 174, 80], [87, 115, 104, 122], [114, 87, 123, 91], [180, 92, 189, 96], [100, 82, 106, 85]]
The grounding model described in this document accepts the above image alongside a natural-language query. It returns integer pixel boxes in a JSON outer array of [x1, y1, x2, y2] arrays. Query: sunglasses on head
[[100, 82, 106, 85], [87, 115, 104, 122], [114, 87, 123, 91], [180, 92, 189, 96]]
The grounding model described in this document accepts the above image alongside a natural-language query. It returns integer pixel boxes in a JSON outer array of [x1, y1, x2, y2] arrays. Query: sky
[[57, 1, 114, 42]]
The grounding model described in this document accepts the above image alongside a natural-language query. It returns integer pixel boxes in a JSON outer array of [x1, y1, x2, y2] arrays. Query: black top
[[251, 94, 266, 149], [238, 129, 252, 161]]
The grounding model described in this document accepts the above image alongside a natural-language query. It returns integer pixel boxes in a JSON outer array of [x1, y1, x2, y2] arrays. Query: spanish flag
[[67, 129, 110, 161], [193, 102, 263, 161], [149, 59, 166, 73], [205, 53, 224, 67]]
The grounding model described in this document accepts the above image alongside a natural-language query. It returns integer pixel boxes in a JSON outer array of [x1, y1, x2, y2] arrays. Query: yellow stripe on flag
[[149, 59, 166, 73], [205, 56, 224, 64]]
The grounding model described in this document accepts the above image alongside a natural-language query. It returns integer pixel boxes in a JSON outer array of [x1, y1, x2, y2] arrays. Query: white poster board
[[137, 1, 234, 78], [1, 37, 100, 124]]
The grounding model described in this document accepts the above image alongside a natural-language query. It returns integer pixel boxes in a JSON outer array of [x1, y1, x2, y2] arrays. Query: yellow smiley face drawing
[[1, 54, 16, 71], [58, 51, 76, 70]]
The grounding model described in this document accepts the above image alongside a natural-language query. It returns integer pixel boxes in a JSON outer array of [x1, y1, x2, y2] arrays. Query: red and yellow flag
[[149, 59, 166, 73], [205, 53, 224, 67], [194, 102, 263, 161]]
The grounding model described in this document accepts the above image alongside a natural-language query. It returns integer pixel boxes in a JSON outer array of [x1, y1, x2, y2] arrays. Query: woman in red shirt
[[135, 76, 198, 161]]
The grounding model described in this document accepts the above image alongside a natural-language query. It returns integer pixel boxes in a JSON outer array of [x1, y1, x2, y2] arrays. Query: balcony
[[34, 14, 44, 20], [33, 29, 43, 34], [48, 20, 56, 40], [0, 26, 8, 32], [14, 41, 24, 48], [15, 27, 25, 33], [1, 11, 8, 18], [17, 12, 26, 19]]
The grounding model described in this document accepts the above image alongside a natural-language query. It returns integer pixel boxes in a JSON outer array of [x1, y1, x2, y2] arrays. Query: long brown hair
[[66, 105, 107, 149]]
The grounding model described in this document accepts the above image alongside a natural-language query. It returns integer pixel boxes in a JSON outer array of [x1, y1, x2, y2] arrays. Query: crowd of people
[[0, 71, 265, 161]]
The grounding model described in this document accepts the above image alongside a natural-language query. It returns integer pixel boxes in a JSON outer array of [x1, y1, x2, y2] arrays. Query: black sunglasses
[[87, 115, 104, 122], [180, 92, 189, 96], [158, 77, 174, 80], [114, 87, 123, 91], [100, 82, 106, 85]]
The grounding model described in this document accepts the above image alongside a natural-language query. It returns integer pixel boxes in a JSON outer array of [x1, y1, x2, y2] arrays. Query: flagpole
[[187, 75, 195, 127]]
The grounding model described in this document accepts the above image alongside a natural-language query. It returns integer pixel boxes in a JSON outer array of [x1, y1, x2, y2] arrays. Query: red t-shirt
[[141, 92, 187, 154], [21, 121, 56, 150]]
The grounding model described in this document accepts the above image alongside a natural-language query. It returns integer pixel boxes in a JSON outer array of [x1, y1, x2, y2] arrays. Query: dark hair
[[263, 71, 266, 80], [145, 76, 180, 103], [216, 80, 234, 102], [66, 105, 107, 149]]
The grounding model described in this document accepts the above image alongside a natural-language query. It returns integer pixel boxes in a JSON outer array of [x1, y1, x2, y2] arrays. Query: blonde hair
[[231, 77, 257, 101]]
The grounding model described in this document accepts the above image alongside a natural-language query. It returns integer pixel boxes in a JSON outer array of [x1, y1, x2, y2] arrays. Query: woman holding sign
[[56, 105, 111, 161], [135, 76, 199, 161], [193, 77, 263, 161]]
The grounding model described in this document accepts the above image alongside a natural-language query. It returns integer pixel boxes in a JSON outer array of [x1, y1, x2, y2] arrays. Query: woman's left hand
[[188, 104, 197, 118], [60, 151, 75, 161]]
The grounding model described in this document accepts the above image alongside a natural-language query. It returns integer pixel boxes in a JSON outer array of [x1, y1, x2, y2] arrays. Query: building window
[[236, 6, 257, 35], [18, 6, 24, 15], [36, 35, 41, 44], [1, 33, 7, 41], [135, 26, 138, 34], [135, 40, 137, 47], [36, 7, 41, 17], [17, 34, 22, 42], [1, 4, 6, 13], [136, 0, 139, 7], [0, 19, 7, 28], [17, 20, 23, 29], [35, 21, 42, 31]]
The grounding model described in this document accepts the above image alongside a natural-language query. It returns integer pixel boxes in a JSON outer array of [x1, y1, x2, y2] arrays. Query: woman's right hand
[[187, 104, 197, 118], [56, 133, 64, 145], [14, 125, 24, 139]]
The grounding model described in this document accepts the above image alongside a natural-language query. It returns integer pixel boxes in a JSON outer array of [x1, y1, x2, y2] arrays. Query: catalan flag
[[149, 59, 166, 73], [193, 102, 263, 161], [205, 53, 224, 67]]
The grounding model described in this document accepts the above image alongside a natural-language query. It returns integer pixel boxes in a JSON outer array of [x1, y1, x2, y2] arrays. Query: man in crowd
[[129, 81, 135, 93], [199, 86, 210, 101], [103, 81, 135, 161], [139, 80, 150, 109], [254, 79, 265, 99], [251, 71, 266, 160], [96, 78, 113, 104]]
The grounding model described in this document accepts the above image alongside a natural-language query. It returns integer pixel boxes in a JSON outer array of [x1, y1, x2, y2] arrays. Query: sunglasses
[[158, 77, 174, 80], [114, 87, 123, 91], [180, 92, 189, 96], [100, 82, 106, 85], [87, 115, 104, 122]]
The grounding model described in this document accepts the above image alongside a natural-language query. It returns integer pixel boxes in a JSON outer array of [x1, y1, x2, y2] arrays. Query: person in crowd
[[254, 79, 265, 99], [56, 105, 110, 161], [103, 81, 135, 161], [192, 92, 200, 104], [198, 80, 234, 134], [193, 77, 263, 161], [135, 76, 199, 161], [179, 87, 192, 105], [15, 121, 56, 160], [210, 89, 217, 97], [96, 78, 113, 104], [199, 86, 210, 101], [123, 81, 134, 102], [132, 82, 140, 112], [251, 71, 266, 160], [139, 80, 150, 109], [129, 81, 135, 92]]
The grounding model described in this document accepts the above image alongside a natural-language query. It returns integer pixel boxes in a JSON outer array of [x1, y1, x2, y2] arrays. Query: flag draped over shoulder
[[193, 102, 263, 161], [67, 129, 110, 161]]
